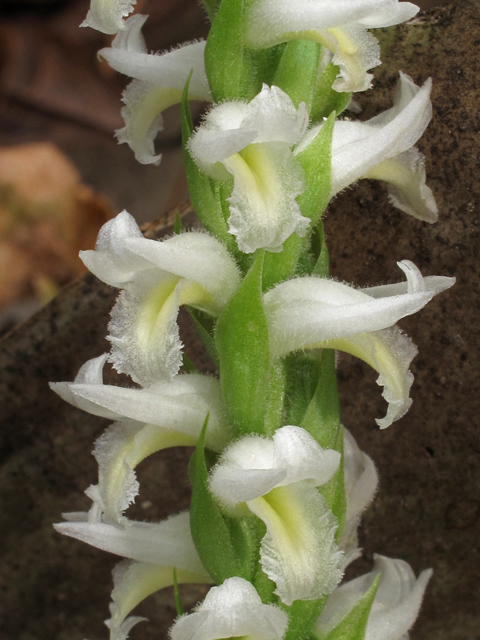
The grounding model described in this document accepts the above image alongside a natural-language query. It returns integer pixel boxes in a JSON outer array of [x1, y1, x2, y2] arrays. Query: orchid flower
[[56, 512, 212, 640], [315, 555, 432, 640], [170, 577, 288, 640], [97, 15, 211, 165], [245, 0, 419, 92], [79, 210, 240, 386], [51, 355, 231, 523], [340, 429, 378, 563], [81, 0, 136, 35], [188, 84, 310, 253], [264, 260, 455, 427], [297, 72, 437, 222], [210, 425, 343, 605]]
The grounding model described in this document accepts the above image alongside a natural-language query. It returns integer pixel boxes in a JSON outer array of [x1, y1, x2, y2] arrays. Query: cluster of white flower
[[53, 1, 454, 639]]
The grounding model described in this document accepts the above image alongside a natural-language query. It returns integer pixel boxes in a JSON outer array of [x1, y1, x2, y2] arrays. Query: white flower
[[188, 84, 310, 253], [315, 555, 432, 640], [80, 211, 240, 386], [245, 0, 419, 92], [81, 0, 136, 34], [304, 73, 437, 222], [263, 260, 455, 428], [340, 429, 378, 562], [209, 426, 343, 605], [98, 15, 211, 165], [56, 512, 211, 640], [51, 355, 231, 523], [170, 577, 288, 640]]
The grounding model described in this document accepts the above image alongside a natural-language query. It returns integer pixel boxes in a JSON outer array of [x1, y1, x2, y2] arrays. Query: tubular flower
[[170, 577, 288, 640], [244, 0, 419, 92], [340, 429, 378, 562], [210, 426, 343, 605], [56, 512, 211, 640], [80, 210, 240, 386], [188, 84, 310, 253], [264, 260, 455, 428], [51, 355, 231, 523], [81, 0, 136, 34], [298, 72, 437, 221], [315, 555, 432, 640], [98, 15, 211, 165]]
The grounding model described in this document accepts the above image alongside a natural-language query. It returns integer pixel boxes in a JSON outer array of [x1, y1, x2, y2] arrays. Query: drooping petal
[[315, 555, 432, 640], [340, 429, 378, 553], [54, 512, 209, 577], [210, 426, 342, 604], [107, 560, 208, 640], [170, 577, 288, 640], [81, 0, 136, 34], [363, 148, 438, 223]]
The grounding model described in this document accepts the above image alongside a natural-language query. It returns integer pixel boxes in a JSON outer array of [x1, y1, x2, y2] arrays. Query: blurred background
[[0, 0, 449, 335]]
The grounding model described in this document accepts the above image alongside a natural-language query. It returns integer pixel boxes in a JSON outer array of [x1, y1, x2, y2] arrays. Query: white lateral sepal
[[170, 577, 288, 640], [189, 84, 310, 253], [264, 261, 455, 427], [210, 426, 343, 605], [315, 555, 432, 640], [79, 211, 240, 385], [245, 0, 419, 92]]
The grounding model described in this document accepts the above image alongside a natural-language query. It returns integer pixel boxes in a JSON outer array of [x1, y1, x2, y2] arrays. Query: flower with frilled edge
[[170, 577, 288, 640], [98, 15, 211, 165], [188, 84, 310, 253], [245, 0, 419, 92], [210, 425, 343, 605], [56, 511, 212, 640], [297, 73, 437, 222], [80, 210, 240, 386], [315, 555, 432, 640], [263, 261, 454, 428], [51, 355, 231, 523]]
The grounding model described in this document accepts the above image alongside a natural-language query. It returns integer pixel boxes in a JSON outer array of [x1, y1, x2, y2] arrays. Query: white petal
[[330, 75, 432, 196], [245, 0, 411, 48], [109, 14, 147, 52], [364, 148, 438, 223], [54, 512, 209, 576], [81, 0, 136, 35], [249, 483, 343, 605], [340, 429, 378, 553], [107, 560, 208, 640], [170, 577, 288, 640], [100, 36, 211, 101], [264, 273, 438, 360]]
